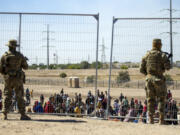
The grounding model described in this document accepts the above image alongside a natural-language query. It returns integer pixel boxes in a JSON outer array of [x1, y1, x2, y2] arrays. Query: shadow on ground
[[4, 118, 86, 123], [32, 119, 87, 123]]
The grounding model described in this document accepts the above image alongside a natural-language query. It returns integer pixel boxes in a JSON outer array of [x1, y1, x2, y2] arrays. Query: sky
[[0, 0, 180, 64], [0, 0, 179, 17]]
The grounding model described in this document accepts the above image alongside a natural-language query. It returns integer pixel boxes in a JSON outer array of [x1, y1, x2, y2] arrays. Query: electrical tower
[[160, 0, 179, 66], [99, 38, 107, 68], [53, 51, 59, 65], [55, 50, 58, 65]]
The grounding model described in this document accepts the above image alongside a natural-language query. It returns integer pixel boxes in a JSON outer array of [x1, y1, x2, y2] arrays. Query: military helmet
[[152, 39, 162, 50], [6, 39, 19, 47]]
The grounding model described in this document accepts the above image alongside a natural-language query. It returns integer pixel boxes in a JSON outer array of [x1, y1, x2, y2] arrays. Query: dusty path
[[0, 114, 180, 135]]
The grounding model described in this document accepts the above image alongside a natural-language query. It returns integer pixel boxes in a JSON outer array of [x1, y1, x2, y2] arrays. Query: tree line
[[29, 61, 104, 69]]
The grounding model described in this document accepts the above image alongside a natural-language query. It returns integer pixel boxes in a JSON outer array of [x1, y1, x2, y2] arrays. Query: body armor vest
[[146, 50, 163, 76], [4, 52, 22, 76]]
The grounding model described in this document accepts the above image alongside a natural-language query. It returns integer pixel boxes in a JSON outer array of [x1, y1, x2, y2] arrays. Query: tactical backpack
[[146, 50, 163, 75]]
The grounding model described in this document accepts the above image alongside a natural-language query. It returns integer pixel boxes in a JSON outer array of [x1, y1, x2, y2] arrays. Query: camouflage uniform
[[140, 39, 171, 124], [0, 39, 31, 120]]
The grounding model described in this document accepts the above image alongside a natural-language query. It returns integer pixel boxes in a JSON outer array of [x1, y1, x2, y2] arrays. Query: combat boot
[[2, 113, 7, 120], [20, 114, 31, 120], [159, 114, 166, 125]]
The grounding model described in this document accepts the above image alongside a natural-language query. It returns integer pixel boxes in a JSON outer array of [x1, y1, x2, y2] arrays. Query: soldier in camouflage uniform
[[0, 39, 31, 120], [140, 39, 171, 124]]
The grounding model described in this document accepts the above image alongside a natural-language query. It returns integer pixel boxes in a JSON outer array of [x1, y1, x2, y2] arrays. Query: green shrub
[[49, 64, 58, 69], [85, 75, 95, 83], [59, 72, 67, 78], [58, 64, 68, 69], [39, 63, 47, 69], [116, 71, 130, 84], [91, 61, 103, 69], [120, 65, 128, 69], [80, 61, 90, 69], [132, 64, 140, 68], [29, 64, 38, 69], [67, 64, 80, 69]]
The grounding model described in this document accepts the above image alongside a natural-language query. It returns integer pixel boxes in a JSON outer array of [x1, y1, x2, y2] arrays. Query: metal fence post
[[18, 13, 22, 52], [94, 13, 99, 116], [106, 17, 117, 119]]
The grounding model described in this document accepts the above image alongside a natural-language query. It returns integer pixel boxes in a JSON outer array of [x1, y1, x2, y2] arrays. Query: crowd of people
[[30, 88, 179, 124], [0, 87, 179, 124], [32, 89, 91, 115]]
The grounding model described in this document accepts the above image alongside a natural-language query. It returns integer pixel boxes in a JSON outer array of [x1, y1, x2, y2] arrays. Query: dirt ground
[[1, 68, 179, 81], [1, 83, 180, 102], [26, 68, 180, 80], [1, 84, 180, 102], [0, 86, 180, 135], [0, 114, 180, 135], [0, 68, 180, 135]]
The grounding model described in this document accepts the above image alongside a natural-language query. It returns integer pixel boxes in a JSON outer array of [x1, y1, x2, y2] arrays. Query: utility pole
[[47, 24, 50, 69], [42, 24, 55, 69], [18, 13, 22, 52], [170, 0, 173, 66], [160, 0, 177, 66]]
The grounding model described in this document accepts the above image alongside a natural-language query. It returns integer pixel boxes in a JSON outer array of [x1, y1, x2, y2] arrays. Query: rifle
[[25, 56, 29, 61], [162, 52, 173, 59]]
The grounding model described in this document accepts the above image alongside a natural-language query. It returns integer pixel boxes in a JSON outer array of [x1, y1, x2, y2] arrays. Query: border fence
[[106, 17, 180, 122], [0, 12, 100, 117], [0, 13, 180, 124]]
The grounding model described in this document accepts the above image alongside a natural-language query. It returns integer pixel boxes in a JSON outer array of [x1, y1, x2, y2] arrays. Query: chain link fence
[[0, 13, 180, 123], [106, 17, 180, 122], [0, 12, 99, 117]]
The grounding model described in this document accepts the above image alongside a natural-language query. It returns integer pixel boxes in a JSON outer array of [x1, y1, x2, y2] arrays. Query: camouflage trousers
[[145, 75, 167, 116], [2, 76, 25, 115]]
